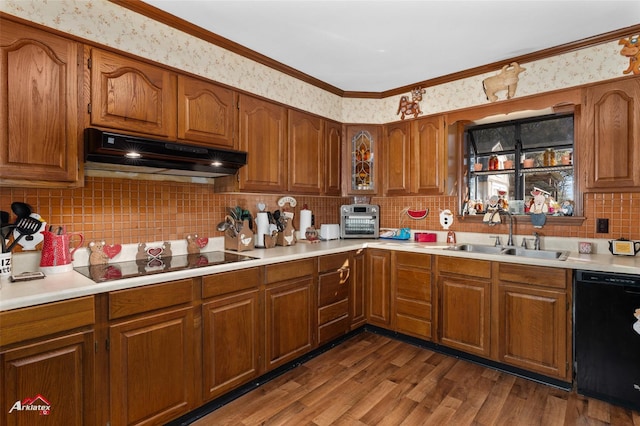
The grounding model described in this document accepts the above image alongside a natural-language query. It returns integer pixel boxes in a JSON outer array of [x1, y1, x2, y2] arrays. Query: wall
[[1, 1, 638, 248]]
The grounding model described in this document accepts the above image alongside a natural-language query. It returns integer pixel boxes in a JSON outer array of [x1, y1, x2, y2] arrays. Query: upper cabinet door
[[383, 121, 411, 195], [0, 20, 81, 186], [324, 120, 342, 196], [238, 94, 287, 192], [412, 115, 447, 194], [288, 110, 323, 194], [344, 125, 381, 195], [583, 78, 640, 191], [89, 48, 177, 138], [177, 75, 236, 149]]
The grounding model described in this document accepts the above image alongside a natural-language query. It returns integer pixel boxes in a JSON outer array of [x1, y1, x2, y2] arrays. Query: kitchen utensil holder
[[264, 233, 277, 249], [224, 221, 254, 252], [276, 220, 296, 246]]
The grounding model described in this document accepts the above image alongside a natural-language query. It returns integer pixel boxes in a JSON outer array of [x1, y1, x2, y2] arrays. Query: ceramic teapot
[[608, 238, 640, 256]]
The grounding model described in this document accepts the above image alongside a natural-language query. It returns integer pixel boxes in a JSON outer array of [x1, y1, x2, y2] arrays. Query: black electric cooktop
[[74, 251, 256, 283]]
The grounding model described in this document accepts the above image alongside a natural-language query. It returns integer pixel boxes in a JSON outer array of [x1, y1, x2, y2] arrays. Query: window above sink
[[463, 112, 576, 218]]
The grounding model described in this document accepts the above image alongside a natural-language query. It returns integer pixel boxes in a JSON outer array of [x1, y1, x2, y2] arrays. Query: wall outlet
[[596, 218, 609, 233]]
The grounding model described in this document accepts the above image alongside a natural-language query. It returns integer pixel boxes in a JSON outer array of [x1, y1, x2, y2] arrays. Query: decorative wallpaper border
[[0, 0, 632, 124]]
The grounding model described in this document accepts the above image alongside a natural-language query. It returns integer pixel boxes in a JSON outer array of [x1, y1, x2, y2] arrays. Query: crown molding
[[110, 2, 640, 99]]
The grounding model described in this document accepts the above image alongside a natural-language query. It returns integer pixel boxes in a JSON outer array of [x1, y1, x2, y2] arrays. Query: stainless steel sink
[[500, 247, 569, 261], [445, 244, 569, 261], [445, 244, 505, 255]]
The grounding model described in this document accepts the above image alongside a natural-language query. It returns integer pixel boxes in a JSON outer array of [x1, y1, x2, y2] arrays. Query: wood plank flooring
[[192, 332, 640, 426]]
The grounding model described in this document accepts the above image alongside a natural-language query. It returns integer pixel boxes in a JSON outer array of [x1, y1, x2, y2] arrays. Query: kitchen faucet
[[487, 207, 514, 246]]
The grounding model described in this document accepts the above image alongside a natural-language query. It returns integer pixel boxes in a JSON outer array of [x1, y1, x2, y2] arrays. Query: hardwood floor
[[192, 332, 640, 426]]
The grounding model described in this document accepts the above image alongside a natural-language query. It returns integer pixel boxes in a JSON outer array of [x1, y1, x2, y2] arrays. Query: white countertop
[[1, 234, 639, 312]]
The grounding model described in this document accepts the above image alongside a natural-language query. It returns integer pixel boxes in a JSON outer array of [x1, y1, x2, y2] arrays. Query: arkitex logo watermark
[[8, 394, 51, 416]]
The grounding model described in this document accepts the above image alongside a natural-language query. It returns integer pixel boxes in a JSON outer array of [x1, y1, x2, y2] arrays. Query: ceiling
[[141, 1, 640, 93]]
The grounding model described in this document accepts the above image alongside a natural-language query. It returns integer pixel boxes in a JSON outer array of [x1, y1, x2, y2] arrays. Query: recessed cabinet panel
[[89, 48, 177, 138], [324, 120, 342, 195], [177, 75, 236, 148], [583, 78, 640, 190], [438, 275, 491, 357], [1, 331, 94, 426], [202, 290, 260, 400], [288, 110, 323, 194], [384, 122, 411, 195], [238, 94, 287, 192], [412, 115, 446, 194], [109, 307, 194, 426], [0, 20, 80, 185]]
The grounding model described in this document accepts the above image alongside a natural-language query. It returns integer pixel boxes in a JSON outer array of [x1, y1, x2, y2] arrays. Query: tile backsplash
[[1, 177, 638, 251], [0, 177, 348, 248]]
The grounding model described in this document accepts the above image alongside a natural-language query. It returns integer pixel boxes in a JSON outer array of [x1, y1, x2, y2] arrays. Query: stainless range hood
[[84, 128, 247, 178]]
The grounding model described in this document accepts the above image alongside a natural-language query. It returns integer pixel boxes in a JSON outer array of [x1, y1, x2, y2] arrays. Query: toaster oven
[[340, 204, 379, 239]]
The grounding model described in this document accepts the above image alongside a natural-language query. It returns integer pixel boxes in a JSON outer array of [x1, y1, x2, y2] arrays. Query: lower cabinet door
[[498, 284, 568, 379], [438, 275, 491, 357], [109, 307, 195, 426], [1, 331, 94, 426], [202, 290, 260, 400], [265, 277, 313, 370]]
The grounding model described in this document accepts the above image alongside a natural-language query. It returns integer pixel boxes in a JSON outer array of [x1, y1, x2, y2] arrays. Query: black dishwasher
[[575, 270, 640, 411]]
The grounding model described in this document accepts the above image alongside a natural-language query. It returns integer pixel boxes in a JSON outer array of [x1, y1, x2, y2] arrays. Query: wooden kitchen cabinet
[[264, 259, 315, 370], [288, 110, 323, 194], [366, 249, 391, 327], [383, 121, 411, 195], [393, 252, 433, 340], [0, 297, 95, 426], [237, 94, 287, 192], [87, 48, 177, 138], [496, 263, 571, 380], [582, 77, 640, 191], [0, 20, 82, 187], [177, 75, 237, 149], [350, 249, 367, 329], [436, 257, 491, 357], [382, 115, 447, 195], [344, 125, 381, 195], [201, 268, 261, 401], [324, 120, 343, 195], [317, 253, 351, 345], [108, 279, 196, 426], [411, 115, 447, 194]]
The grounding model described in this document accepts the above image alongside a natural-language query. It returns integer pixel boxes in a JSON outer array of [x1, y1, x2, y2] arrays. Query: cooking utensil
[[11, 202, 32, 219], [0, 225, 16, 253], [6, 216, 42, 252]]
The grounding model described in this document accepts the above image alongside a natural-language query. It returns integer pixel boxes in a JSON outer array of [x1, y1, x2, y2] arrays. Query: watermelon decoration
[[406, 208, 429, 220]]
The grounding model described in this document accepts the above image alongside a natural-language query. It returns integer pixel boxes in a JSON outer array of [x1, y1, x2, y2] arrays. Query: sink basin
[[445, 244, 569, 261], [500, 247, 569, 261], [445, 244, 505, 255]]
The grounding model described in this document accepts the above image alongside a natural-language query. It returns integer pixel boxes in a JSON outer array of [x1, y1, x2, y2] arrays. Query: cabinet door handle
[[339, 267, 350, 284]]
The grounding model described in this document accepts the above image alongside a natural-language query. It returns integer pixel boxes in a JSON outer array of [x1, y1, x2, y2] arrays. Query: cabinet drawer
[[396, 252, 431, 269], [395, 298, 431, 321], [319, 299, 349, 325], [318, 253, 350, 273], [202, 267, 261, 298], [109, 279, 194, 320], [396, 268, 431, 302], [498, 263, 568, 289], [0, 296, 95, 347], [437, 256, 491, 278], [318, 271, 349, 306], [265, 259, 315, 284], [318, 315, 350, 344]]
